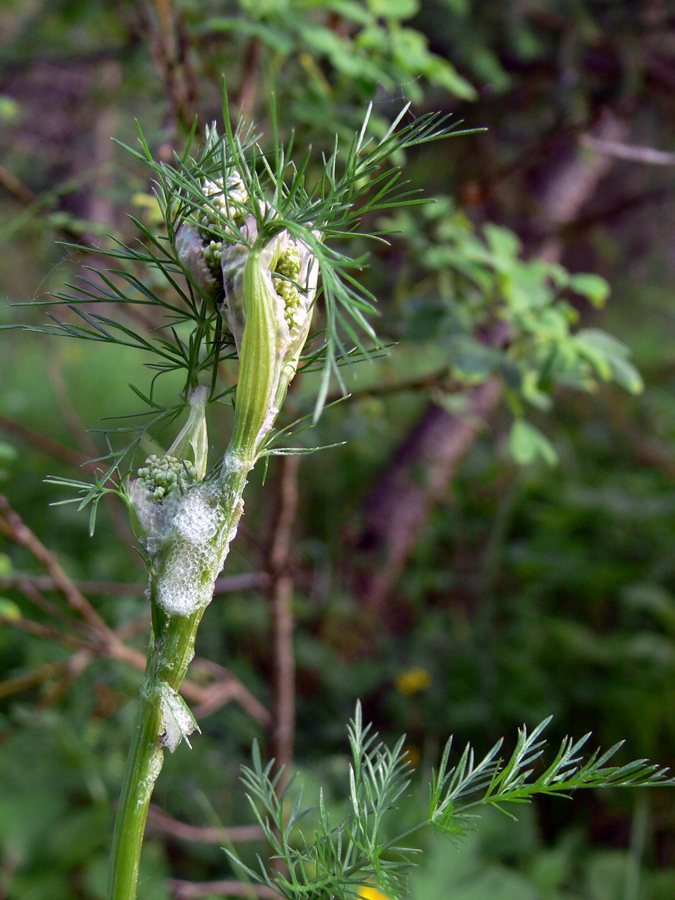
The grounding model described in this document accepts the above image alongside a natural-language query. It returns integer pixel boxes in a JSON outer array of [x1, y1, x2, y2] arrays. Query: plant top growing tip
[[11, 94, 474, 525]]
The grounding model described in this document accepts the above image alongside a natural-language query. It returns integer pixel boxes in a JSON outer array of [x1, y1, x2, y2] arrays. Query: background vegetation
[[2, 1, 675, 898]]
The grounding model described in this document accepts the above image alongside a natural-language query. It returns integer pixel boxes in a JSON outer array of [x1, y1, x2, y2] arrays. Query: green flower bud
[[175, 173, 249, 299], [136, 454, 198, 500], [225, 228, 319, 467], [128, 386, 210, 549], [175, 223, 220, 299]]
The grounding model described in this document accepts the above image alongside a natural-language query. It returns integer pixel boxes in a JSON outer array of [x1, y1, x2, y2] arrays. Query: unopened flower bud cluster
[[273, 242, 303, 328], [195, 171, 307, 326], [137, 454, 198, 502], [198, 175, 248, 279]]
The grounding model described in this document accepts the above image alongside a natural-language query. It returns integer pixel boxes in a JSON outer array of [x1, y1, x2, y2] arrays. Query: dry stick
[[0, 612, 96, 651], [0, 163, 37, 204], [0, 412, 87, 469], [14, 575, 84, 628], [0, 660, 68, 702], [580, 135, 675, 166], [0, 493, 115, 634], [34, 648, 94, 711], [148, 0, 199, 136], [0, 606, 269, 725], [268, 455, 301, 787], [0, 570, 271, 597], [0, 495, 271, 725], [146, 804, 263, 844], [237, 36, 262, 120], [167, 879, 281, 900]]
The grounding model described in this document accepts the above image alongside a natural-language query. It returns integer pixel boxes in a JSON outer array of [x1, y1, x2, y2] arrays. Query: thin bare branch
[[236, 37, 262, 120], [167, 879, 281, 900], [190, 658, 272, 725], [581, 135, 675, 166], [14, 576, 82, 629], [146, 805, 263, 844], [0, 412, 87, 469], [0, 608, 270, 724], [0, 612, 97, 651], [146, 0, 199, 137], [0, 494, 270, 723], [0, 163, 37, 204], [0, 494, 112, 633], [268, 455, 300, 789], [0, 571, 271, 597], [0, 659, 68, 701]]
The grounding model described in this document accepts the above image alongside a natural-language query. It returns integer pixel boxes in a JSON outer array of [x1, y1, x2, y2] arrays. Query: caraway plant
[[7, 93, 673, 900]]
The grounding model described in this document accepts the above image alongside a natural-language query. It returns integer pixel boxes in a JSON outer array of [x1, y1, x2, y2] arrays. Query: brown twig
[[0, 163, 37, 204], [0, 412, 87, 469], [146, 805, 263, 844], [13, 575, 81, 629], [0, 659, 68, 701], [0, 613, 97, 651], [268, 455, 300, 789], [0, 570, 271, 597], [0, 493, 271, 724], [167, 879, 281, 900], [34, 648, 94, 710], [0, 606, 270, 725], [0, 493, 112, 633], [146, 0, 199, 136], [189, 658, 271, 725], [237, 37, 262, 120], [581, 135, 675, 166]]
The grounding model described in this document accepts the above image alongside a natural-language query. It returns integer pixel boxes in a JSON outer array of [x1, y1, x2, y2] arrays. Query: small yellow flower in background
[[131, 192, 164, 226], [395, 666, 432, 696], [358, 885, 392, 900], [404, 744, 422, 767]]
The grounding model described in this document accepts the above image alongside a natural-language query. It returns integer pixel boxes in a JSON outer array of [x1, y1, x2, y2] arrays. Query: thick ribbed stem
[[106, 468, 248, 900]]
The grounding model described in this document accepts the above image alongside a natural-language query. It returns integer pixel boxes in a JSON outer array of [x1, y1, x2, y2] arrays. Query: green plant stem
[[106, 466, 249, 900], [106, 614, 199, 900]]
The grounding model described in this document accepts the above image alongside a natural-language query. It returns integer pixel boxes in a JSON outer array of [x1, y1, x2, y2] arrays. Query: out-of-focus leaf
[[509, 420, 558, 466], [576, 329, 644, 394], [368, 0, 419, 20], [0, 598, 21, 619], [568, 272, 611, 307]]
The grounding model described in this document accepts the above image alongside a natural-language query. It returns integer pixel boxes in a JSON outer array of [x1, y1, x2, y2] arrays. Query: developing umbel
[[176, 170, 317, 349], [176, 165, 319, 461], [174, 174, 246, 299], [136, 455, 198, 501]]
